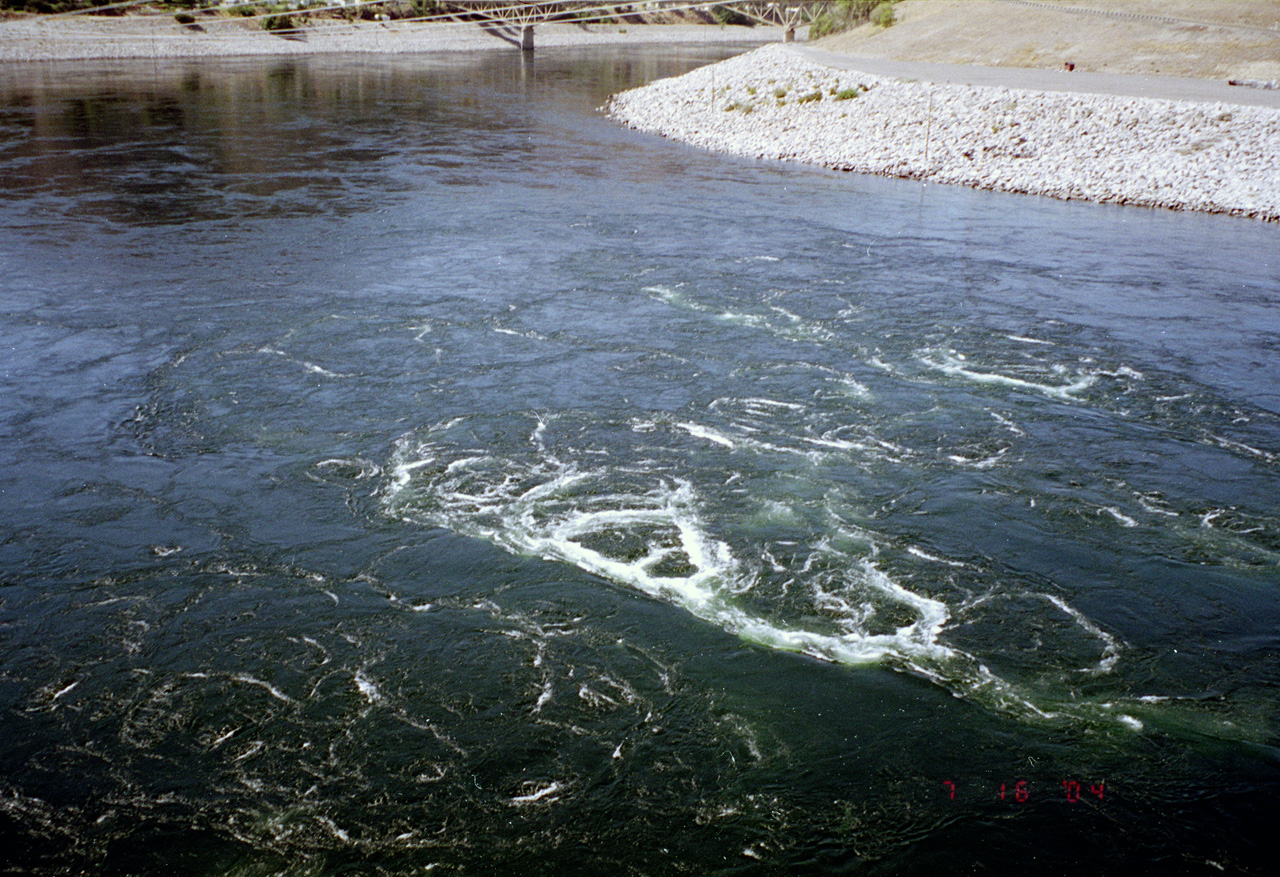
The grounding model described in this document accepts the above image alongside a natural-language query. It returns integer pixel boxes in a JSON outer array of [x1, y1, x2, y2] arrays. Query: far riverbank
[[0, 15, 783, 63]]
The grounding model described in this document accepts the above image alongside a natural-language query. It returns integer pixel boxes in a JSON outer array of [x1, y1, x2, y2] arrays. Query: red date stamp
[[942, 779, 1106, 802]]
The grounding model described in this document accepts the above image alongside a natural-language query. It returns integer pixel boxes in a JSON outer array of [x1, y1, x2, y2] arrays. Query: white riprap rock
[[606, 45, 1280, 221]]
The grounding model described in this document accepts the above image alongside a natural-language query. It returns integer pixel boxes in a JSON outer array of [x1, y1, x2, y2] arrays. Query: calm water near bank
[[1, 46, 1278, 874]]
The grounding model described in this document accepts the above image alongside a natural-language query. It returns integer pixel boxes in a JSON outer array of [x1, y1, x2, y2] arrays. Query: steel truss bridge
[[183, 1, 832, 49], [435, 2, 831, 29], [435, 1, 834, 49], [55, 0, 838, 52]]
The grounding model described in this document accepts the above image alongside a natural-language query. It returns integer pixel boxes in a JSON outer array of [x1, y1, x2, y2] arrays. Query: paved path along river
[[793, 43, 1280, 109]]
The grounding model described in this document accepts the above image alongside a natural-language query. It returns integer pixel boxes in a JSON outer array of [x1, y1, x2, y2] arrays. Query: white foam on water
[[534, 679, 554, 713], [676, 399, 912, 467], [757, 499, 801, 526], [907, 546, 969, 568], [677, 422, 737, 449], [1099, 506, 1140, 528], [304, 362, 347, 378], [835, 376, 872, 399], [917, 349, 1097, 400], [382, 418, 1141, 729], [678, 418, 832, 462], [1206, 434, 1278, 464], [354, 669, 384, 705], [988, 410, 1026, 436], [51, 681, 78, 701], [1038, 593, 1123, 674], [384, 435, 953, 675], [1200, 509, 1227, 528], [510, 782, 563, 805], [1118, 715, 1145, 732], [315, 458, 382, 480], [494, 326, 551, 342], [391, 456, 438, 489], [642, 284, 695, 309], [1095, 365, 1145, 380], [530, 416, 549, 449], [1136, 493, 1180, 517], [953, 589, 1123, 678], [231, 674, 296, 704], [257, 346, 350, 379], [736, 397, 806, 413], [947, 449, 1008, 469], [716, 307, 834, 343], [317, 816, 350, 842], [643, 283, 832, 344], [801, 435, 865, 452], [211, 728, 238, 746]]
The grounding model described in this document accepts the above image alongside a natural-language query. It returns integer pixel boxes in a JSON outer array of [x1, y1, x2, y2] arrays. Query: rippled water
[[2, 46, 1278, 874]]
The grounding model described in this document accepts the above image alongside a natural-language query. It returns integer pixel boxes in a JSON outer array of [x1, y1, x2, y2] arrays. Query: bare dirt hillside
[[817, 0, 1280, 80]]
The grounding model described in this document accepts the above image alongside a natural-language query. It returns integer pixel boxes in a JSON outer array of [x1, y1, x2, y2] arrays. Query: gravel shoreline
[[0, 17, 781, 63], [607, 44, 1280, 221]]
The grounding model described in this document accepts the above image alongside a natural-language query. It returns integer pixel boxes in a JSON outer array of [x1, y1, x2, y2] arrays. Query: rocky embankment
[[0, 17, 778, 63], [607, 45, 1280, 221]]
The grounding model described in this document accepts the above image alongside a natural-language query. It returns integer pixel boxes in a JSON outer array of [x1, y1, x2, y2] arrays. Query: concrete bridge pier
[[783, 26, 794, 42], [521, 24, 534, 51]]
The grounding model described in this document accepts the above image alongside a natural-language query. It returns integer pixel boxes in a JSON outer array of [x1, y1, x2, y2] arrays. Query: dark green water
[[1, 45, 1278, 875]]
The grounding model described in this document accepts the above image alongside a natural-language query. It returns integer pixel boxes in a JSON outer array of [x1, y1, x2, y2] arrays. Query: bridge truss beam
[[439, 1, 834, 48]]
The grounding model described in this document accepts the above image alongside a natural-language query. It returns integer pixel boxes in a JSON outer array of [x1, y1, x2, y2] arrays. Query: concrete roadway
[[790, 44, 1280, 109]]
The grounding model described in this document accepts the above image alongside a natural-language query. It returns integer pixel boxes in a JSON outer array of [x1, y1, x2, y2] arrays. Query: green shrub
[[808, 12, 836, 39], [834, 88, 860, 101], [710, 4, 753, 26], [773, 87, 787, 99], [173, 12, 194, 24], [838, 0, 881, 16], [808, 0, 896, 38], [797, 90, 822, 104], [262, 13, 295, 31]]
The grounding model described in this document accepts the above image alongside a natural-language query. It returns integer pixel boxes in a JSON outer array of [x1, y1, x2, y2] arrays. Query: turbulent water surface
[[1, 46, 1278, 874]]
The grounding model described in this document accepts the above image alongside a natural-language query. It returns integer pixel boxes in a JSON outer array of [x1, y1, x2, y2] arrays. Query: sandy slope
[[818, 0, 1280, 81]]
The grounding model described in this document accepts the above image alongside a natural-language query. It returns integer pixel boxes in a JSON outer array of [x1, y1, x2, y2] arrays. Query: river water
[[1, 45, 1278, 874]]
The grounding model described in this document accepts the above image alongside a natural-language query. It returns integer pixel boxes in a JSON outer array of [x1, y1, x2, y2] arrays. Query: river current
[[1, 45, 1278, 874]]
